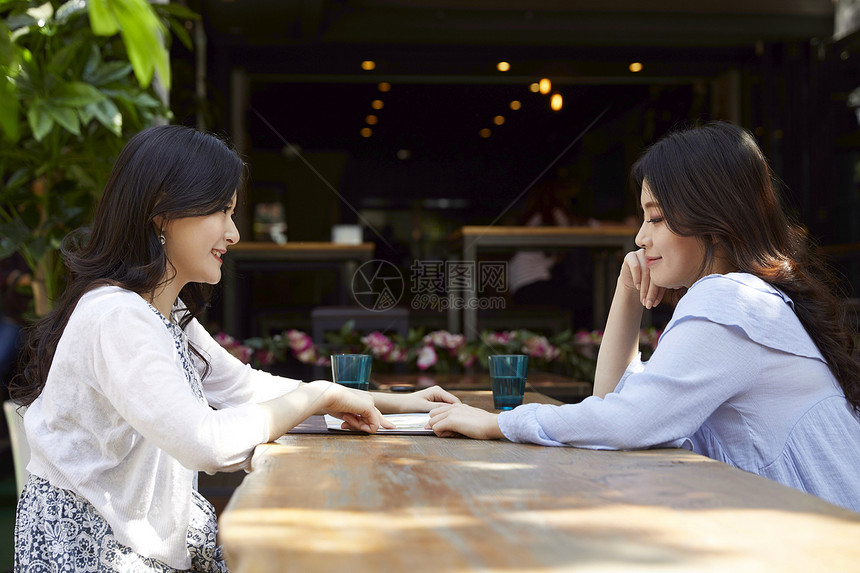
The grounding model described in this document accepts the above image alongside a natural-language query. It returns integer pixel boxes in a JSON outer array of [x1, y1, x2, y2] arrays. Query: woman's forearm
[[592, 279, 644, 398], [370, 392, 402, 414], [258, 381, 333, 441]]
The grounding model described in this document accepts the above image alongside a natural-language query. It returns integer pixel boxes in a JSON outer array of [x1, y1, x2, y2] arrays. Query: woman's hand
[[619, 248, 666, 309], [427, 403, 504, 440], [372, 385, 461, 414], [311, 381, 395, 433]]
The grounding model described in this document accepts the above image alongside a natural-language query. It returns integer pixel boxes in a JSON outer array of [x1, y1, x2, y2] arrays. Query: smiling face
[[635, 184, 707, 289], [162, 192, 240, 288]]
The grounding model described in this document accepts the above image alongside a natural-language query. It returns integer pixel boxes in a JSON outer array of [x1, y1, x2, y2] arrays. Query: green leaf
[[82, 43, 101, 79], [45, 104, 80, 135], [105, 0, 169, 88], [0, 76, 20, 142], [155, 3, 201, 21], [88, 0, 119, 35], [340, 320, 356, 336], [27, 100, 54, 141], [0, 239, 18, 259], [87, 61, 133, 86], [76, 104, 94, 125], [25, 2, 53, 24], [128, 90, 160, 108], [52, 81, 106, 106], [167, 16, 192, 51], [2, 168, 30, 192], [111, 93, 140, 124], [48, 38, 86, 74], [54, 0, 89, 24], [89, 98, 121, 135], [0, 19, 19, 69], [26, 235, 48, 262]]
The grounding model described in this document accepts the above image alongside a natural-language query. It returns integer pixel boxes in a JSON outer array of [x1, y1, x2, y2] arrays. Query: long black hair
[[11, 125, 246, 406], [631, 121, 859, 411]]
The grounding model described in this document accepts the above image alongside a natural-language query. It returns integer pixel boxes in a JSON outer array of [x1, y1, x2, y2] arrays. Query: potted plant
[[0, 0, 197, 314]]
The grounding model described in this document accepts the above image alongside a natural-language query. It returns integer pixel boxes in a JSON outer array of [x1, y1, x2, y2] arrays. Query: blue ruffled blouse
[[498, 273, 860, 513]]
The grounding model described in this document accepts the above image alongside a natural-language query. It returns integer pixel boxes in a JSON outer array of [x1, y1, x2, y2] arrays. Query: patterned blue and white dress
[[14, 304, 229, 572]]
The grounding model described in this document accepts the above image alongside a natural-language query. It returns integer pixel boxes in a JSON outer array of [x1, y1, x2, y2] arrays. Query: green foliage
[[0, 0, 198, 311]]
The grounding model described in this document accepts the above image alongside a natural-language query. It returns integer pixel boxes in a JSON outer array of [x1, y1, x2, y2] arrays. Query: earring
[[159, 234, 166, 245]]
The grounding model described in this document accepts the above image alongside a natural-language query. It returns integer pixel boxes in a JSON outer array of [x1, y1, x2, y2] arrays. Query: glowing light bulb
[[550, 93, 563, 111], [629, 62, 643, 73], [539, 78, 551, 94], [510, 100, 521, 110], [479, 128, 491, 138], [361, 60, 376, 71], [497, 61, 511, 72], [493, 115, 505, 125], [361, 127, 373, 137], [365, 115, 378, 125], [378, 82, 391, 92], [371, 100, 384, 110]]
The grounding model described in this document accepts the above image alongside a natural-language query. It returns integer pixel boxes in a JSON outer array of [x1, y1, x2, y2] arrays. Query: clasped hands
[[324, 384, 462, 433]]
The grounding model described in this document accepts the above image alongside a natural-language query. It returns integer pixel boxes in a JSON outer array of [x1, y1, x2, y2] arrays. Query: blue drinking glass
[[331, 354, 372, 391], [488, 354, 528, 410]]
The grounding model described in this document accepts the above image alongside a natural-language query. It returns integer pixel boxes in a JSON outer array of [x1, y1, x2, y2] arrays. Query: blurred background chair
[[3, 401, 28, 499], [311, 306, 409, 379]]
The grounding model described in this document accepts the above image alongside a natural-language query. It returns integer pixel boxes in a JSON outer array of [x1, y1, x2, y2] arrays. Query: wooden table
[[222, 242, 375, 337], [372, 371, 593, 404], [449, 225, 638, 339], [219, 391, 860, 572]]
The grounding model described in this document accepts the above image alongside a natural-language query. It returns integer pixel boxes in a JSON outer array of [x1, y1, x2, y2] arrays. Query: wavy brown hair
[[631, 121, 859, 412], [10, 125, 246, 406]]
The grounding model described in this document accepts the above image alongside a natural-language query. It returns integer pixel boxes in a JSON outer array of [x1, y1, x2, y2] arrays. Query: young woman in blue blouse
[[428, 122, 860, 513]]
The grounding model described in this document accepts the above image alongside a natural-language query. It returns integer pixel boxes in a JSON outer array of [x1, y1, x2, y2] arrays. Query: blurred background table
[[219, 390, 860, 572], [372, 371, 593, 404], [448, 225, 638, 339], [222, 242, 374, 337]]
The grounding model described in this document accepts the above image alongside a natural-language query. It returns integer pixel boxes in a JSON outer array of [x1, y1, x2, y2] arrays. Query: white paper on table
[[324, 413, 433, 435]]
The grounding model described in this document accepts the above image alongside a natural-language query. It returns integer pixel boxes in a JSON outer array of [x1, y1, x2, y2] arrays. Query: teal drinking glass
[[488, 354, 528, 410], [331, 354, 372, 391]]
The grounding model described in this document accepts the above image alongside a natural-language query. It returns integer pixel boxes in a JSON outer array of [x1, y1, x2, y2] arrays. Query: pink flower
[[573, 329, 600, 359], [256, 349, 276, 366], [214, 332, 253, 364], [416, 345, 438, 370], [639, 328, 663, 350], [423, 330, 465, 350], [444, 332, 465, 350], [224, 344, 252, 364], [286, 329, 313, 352], [458, 351, 477, 367], [388, 346, 409, 363], [296, 348, 317, 364], [486, 331, 516, 345], [423, 331, 441, 347], [574, 330, 592, 345], [214, 332, 235, 346], [522, 336, 560, 361], [361, 331, 394, 359]]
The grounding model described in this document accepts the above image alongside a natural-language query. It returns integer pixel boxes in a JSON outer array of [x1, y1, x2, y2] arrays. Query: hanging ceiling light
[[539, 78, 551, 94]]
